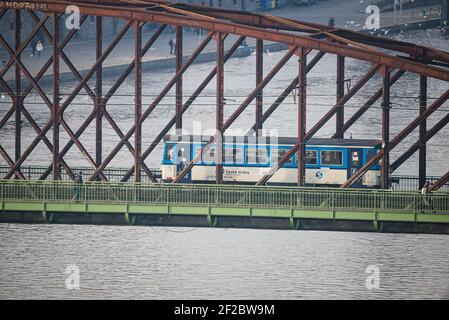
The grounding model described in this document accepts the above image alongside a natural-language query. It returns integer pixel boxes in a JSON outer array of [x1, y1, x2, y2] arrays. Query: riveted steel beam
[[257, 64, 380, 185], [97, 32, 218, 182], [27, 1, 449, 81], [342, 89, 449, 188], [119, 35, 244, 183], [174, 47, 297, 183], [297, 47, 307, 187]]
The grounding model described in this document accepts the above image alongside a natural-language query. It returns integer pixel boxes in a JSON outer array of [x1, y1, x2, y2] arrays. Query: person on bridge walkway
[[30, 39, 37, 57], [74, 171, 83, 202], [36, 40, 44, 58], [169, 38, 175, 55], [421, 181, 434, 211]]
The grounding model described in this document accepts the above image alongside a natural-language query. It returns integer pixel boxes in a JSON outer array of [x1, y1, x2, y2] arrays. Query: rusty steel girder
[[1, 0, 449, 189], [13, 0, 449, 81]]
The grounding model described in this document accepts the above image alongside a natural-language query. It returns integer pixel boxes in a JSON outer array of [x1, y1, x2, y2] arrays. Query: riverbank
[[2, 30, 287, 88], [1, 0, 441, 89], [364, 18, 441, 35]]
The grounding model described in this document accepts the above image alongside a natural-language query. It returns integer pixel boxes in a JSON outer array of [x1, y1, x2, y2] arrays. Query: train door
[[175, 144, 191, 182], [349, 148, 363, 187]]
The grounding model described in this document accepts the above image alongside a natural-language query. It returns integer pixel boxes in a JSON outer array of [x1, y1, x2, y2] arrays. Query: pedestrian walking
[[74, 171, 83, 201], [36, 40, 43, 58], [30, 39, 37, 57], [169, 38, 174, 55], [421, 180, 434, 211], [328, 16, 335, 28], [442, 24, 449, 37]]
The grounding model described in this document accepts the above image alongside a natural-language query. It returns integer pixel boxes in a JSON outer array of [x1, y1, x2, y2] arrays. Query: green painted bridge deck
[[1, 180, 449, 234]]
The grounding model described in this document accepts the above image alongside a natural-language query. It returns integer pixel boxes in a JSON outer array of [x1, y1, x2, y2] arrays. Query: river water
[[0, 29, 449, 299]]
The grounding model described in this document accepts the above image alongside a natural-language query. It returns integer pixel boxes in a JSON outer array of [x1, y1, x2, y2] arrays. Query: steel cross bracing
[[0, 0, 449, 190]]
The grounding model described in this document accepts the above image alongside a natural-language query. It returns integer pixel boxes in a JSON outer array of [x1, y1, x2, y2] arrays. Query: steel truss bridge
[[0, 1, 449, 233]]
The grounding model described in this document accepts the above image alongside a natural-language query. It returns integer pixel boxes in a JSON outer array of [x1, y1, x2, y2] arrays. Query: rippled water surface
[[0, 29, 449, 299], [1, 224, 449, 299]]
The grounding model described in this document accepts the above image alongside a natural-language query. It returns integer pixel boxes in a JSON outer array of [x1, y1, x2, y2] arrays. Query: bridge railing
[[0, 165, 162, 182], [390, 175, 449, 191], [2, 166, 448, 191], [1, 180, 448, 214]]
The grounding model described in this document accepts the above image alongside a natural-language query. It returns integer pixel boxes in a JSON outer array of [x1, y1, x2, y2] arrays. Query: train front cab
[[161, 141, 192, 182]]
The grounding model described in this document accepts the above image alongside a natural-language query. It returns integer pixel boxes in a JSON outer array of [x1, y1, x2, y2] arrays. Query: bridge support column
[[255, 39, 263, 133], [381, 67, 391, 189], [297, 48, 307, 187], [419, 75, 427, 189], [95, 16, 103, 172], [335, 55, 345, 138], [14, 10, 21, 179], [216, 33, 224, 185], [52, 13, 61, 180], [176, 26, 183, 130], [134, 21, 142, 183]]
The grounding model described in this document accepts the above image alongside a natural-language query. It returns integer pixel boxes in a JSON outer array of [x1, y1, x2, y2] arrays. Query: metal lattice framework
[[1, 0, 449, 190]]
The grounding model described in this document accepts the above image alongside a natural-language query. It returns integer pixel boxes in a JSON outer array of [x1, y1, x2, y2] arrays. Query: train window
[[351, 151, 360, 166], [321, 150, 343, 166], [306, 150, 317, 165], [246, 148, 268, 164], [271, 149, 293, 165], [366, 149, 377, 162], [165, 144, 175, 162], [204, 147, 215, 162], [366, 149, 380, 165], [224, 148, 243, 164], [196, 146, 217, 163]]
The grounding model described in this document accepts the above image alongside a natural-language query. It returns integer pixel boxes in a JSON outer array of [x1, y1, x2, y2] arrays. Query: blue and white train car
[[161, 135, 382, 187]]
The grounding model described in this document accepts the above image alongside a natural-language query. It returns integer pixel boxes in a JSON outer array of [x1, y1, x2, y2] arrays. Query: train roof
[[163, 135, 381, 147]]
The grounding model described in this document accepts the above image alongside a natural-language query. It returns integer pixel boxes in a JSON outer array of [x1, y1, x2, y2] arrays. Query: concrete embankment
[[366, 18, 441, 35], [3, 42, 287, 89]]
